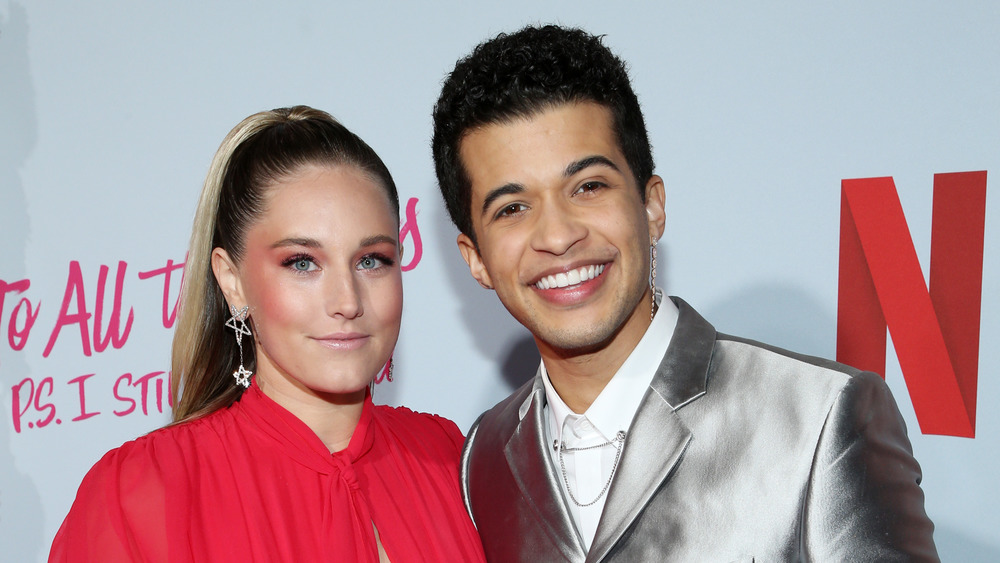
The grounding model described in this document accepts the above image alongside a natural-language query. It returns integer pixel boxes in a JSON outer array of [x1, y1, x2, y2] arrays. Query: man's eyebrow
[[480, 183, 525, 217], [270, 237, 322, 249], [565, 155, 621, 178]]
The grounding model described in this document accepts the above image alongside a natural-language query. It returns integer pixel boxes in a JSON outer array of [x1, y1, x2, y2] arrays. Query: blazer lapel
[[505, 377, 588, 561], [587, 297, 716, 562]]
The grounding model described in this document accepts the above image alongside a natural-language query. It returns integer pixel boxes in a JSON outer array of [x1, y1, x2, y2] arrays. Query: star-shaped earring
[[233, 364, 252, 388], [225, 304, 254, 388], [225, 305, 252, 346]]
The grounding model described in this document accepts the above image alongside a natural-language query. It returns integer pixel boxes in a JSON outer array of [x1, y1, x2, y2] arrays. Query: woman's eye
[[284, 256, 317, 272], [358, 255, 384, 270]]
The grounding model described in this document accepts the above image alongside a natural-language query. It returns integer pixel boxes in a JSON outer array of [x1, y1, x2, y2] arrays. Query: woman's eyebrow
[[270, 237, 322, 249], [359, 234, 397, 247]]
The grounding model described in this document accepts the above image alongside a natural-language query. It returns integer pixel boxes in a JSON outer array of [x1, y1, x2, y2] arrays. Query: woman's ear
[[211, 248, 246, 309]]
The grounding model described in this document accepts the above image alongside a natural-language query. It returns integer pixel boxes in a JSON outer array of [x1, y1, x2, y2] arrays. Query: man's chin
[[527, 295, 649, 359], [533, 321, 621, 358]]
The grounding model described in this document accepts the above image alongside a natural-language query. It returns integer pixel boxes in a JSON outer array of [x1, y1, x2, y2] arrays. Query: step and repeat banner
[[1, 2, 997, 560]]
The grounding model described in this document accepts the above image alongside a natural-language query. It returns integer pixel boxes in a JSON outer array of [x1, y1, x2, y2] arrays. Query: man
[[432, 25, 937, 562]]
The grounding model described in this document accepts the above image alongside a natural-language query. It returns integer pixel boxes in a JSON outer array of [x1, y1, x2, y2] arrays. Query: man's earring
[[649, 241, 662, 321], [225, 305, 253, 388]]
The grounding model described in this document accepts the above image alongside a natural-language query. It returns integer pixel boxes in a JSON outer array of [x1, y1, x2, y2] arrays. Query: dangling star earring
[[225, 304, 253, 388], [649, 240, 662, 321]]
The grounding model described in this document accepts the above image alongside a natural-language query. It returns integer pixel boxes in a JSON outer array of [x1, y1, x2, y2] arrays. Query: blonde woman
[[51, 106, 486, 562]]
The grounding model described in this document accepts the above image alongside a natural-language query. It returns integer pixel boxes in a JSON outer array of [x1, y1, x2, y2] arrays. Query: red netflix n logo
[[837, 172, 986, 438]]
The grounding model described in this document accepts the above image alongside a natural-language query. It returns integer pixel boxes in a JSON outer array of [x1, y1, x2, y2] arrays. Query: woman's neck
[[256, 376, 367, 453]]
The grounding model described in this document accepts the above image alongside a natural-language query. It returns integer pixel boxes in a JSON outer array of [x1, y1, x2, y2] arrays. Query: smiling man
[[432, 25, 937, 562]]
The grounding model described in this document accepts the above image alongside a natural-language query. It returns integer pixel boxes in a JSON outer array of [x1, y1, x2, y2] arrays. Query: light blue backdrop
[[1, 1, 997, 560]]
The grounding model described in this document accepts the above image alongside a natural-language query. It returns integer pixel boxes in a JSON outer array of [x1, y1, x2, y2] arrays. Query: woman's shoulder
[[373, 403, 463, 432], [92, 406, 237, 480], [373, 404, 466, 449], [49, 413, 235, 561]]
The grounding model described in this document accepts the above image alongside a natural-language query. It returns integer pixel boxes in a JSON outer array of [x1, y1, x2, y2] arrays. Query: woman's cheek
[[247, 278, 304, 344], [379, 275, 404, 322]]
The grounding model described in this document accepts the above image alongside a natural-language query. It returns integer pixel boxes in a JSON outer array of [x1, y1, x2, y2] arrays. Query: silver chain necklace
[[553, 430, 627, 507]]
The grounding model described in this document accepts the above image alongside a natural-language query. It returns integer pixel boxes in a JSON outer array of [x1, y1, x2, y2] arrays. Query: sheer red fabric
[[50, 381, 486, 562]]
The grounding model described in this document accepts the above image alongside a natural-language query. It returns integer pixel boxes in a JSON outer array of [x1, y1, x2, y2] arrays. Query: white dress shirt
[[541, 295, 679, 549]]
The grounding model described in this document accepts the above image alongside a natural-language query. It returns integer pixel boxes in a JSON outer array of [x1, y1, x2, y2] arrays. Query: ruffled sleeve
[[50, 438, 170, 562]]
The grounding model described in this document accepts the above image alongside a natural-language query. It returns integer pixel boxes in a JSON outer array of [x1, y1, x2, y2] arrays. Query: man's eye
[[496, 203, 526, 218], [575, 181, 604, 194]]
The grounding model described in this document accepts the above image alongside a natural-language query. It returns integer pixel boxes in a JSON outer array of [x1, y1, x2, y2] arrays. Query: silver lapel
[[505, 377, 588, 561], [585, 392, 692, 562], [586, 297, 715, 562]]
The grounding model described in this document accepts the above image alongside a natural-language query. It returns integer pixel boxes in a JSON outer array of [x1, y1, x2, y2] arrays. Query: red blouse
[[50, 381, 486, 562]]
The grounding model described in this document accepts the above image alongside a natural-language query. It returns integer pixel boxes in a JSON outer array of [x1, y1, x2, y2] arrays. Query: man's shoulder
[[715, 333, 866, 382], [719, 333, 857, 372], [460, 378, 537, 502], [470, 377, 537, 439], [709, 332, 892, 412], [669, 296, 869, 387]]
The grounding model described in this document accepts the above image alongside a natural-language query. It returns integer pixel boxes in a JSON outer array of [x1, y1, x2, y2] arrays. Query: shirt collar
[[541, 295, 679, 442]]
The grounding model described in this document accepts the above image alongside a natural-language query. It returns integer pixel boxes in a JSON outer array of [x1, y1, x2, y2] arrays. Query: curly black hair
[[432, 24, 654, 244]]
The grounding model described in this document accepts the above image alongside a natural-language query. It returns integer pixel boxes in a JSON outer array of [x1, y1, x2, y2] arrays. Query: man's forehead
[[458, 102, 623, 187]]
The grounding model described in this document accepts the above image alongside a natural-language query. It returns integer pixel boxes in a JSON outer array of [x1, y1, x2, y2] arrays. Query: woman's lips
[[313, 333, 369, 350]]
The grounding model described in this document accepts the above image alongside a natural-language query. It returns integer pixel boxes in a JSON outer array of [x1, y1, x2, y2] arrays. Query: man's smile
[[532, 263, 607, 290]]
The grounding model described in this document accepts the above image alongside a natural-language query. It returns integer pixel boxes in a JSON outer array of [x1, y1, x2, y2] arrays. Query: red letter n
[[837, 172, 985, 438]]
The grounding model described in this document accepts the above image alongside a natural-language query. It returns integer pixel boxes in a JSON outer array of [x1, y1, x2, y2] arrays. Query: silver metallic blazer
[[461, 298, 938, 562]]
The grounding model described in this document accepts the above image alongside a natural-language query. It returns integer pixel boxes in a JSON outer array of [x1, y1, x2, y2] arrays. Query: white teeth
[[535, 264, 605, 289]]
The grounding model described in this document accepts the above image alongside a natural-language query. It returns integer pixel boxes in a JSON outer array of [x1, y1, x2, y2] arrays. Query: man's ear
[[457, 233, 495, 290], [644, 174, 666, 242], [211, 248, 246, 309]]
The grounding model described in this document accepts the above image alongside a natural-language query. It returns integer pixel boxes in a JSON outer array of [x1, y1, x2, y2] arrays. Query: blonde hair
[[170, 106, 398, 421]]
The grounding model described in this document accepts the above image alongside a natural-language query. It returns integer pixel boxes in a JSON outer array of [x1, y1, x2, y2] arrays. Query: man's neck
[[538, 301, 652, 414]]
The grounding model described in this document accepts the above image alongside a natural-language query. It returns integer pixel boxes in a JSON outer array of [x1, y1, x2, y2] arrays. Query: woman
[[50, 106, 486, 562]]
